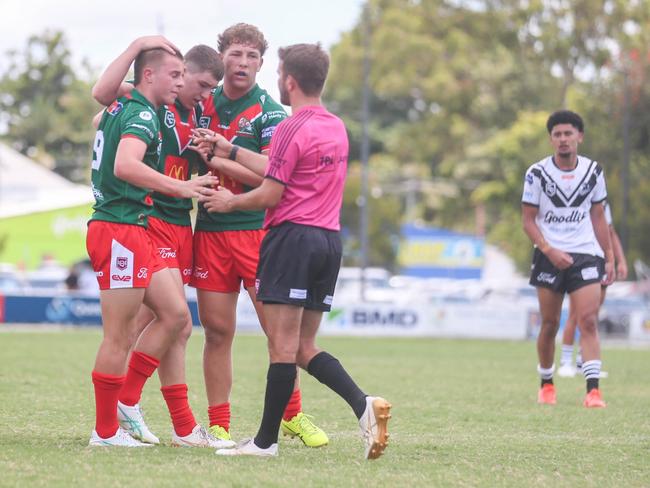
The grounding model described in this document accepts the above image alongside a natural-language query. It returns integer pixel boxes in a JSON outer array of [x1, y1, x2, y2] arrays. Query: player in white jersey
[[522, 110, 614, 408], [557, 201, 628, 378]]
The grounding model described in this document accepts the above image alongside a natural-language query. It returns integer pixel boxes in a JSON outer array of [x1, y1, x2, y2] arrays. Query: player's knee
[[539, 320, 559, 340], [296, 346, 319, 369], [102, 332, 132, 357], [203, 322, 235, 346], [177, 319, 194, 344], [162, 305, 190, 334], [268, 337, 298, 362], [578, 314, 598, 335]]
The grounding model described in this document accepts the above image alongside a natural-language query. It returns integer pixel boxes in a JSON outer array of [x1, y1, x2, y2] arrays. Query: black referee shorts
[[256, 222, 342, 311], [529, 248, 604, 294]]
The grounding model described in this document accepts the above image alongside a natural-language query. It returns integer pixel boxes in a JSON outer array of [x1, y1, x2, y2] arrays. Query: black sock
[[541, 378, 554, 387], [586, 378, 599, 393], [254, 363, 296, 449], [307, 351, 367, 419]]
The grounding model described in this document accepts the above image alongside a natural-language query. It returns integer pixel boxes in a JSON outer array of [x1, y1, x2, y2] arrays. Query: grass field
[[1, 328, 649, 487]]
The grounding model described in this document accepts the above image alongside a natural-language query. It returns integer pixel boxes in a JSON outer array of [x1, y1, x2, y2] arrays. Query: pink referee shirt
[[264, 105, 348, 231]]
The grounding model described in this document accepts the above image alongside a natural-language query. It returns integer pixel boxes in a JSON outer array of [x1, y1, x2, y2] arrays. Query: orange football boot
[[583, 388, 607, 408], [537, 383, 557, 405]]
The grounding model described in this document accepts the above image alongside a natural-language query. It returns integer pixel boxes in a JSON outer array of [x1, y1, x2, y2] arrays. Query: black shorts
[[529, 248, 605, 294], [256, 222, 342, 311]]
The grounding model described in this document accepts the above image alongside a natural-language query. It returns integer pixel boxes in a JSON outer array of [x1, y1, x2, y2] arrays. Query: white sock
[[582, 359, 601, 381], [537, 364, 555, 381], [576, 350, 583, 368], [560, 345, 574, 366]]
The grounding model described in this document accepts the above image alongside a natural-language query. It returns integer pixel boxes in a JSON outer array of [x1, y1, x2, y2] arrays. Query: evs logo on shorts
[[110, 239, 134, 288]]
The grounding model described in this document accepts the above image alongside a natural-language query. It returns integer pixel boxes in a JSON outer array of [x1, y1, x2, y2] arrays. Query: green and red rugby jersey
[[90, 89, 161, 227], [150, 101, 200, 226], [195, 84, 286, 231]]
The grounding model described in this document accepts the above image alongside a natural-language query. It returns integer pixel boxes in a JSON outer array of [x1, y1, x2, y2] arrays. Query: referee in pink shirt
[[198, 43, 391, 460]]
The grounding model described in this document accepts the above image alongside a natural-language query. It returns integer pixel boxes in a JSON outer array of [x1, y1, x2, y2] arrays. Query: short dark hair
[[546, 110, 584, 134], [218, 23, 268, 55], [134, 48, 183, 85], [278, 43, 329, 96], [185, 44, 224, 81]]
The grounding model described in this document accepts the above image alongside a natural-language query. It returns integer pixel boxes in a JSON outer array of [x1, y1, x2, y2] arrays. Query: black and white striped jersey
[[522, 155, 607, 256]]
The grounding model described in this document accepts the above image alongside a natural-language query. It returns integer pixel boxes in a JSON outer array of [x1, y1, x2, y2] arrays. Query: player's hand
[[131, 36, 179, 55], [603, 260, 615, 286], [545, 247, 573, 270], [176, 174, 219, 198], [616, 261, 628, 281], [192, 129, 233, 158], [187, 140, 215, 164], [197, 186, 234, 213]]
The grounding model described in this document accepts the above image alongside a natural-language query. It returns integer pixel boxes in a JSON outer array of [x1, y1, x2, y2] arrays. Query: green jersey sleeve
[[256, 96, 287, 151], [121, 107, 159, 145]]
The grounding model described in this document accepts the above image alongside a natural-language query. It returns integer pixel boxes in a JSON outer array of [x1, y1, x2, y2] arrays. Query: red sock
[[118, 351, 159, 406], [161, 384, 197, 437], [208, 402, 231, 432], [283, 389, 302, 420], [92, 371, 125, 439]]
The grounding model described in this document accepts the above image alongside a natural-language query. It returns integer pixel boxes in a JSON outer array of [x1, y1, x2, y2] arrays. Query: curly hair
[[217, 23, 268, 55]]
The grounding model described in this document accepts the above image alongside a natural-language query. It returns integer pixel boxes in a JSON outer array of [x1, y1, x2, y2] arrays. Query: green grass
[[1, 329, 649, 487]]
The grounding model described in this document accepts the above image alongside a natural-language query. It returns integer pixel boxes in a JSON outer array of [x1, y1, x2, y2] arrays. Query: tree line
[[2, 1, 650, 274]]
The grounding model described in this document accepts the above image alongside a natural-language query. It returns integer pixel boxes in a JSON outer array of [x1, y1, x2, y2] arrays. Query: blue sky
[[1, 0, 364, 101]]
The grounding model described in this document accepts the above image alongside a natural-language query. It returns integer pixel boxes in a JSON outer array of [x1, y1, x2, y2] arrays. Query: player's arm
[[192, 129, 268, 176], [207, 156, 263, 187], [609, 226, 628, 280], [115, 137, 217, 198], [92, 36, 179, 105], [92, 110, 103, 129], [522, 204, 573, 270], [590, 203, 615, 285], [198, 178, 284, 213]]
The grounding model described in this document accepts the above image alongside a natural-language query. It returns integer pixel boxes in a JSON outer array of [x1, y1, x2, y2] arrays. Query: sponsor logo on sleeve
[[107, 101, 123, 116], [261, 126, 276, 139], [261, 111, 285, 124], [125, 123, 155, 139], [525, 173, 534, 185], [139, 110, 153, 121]]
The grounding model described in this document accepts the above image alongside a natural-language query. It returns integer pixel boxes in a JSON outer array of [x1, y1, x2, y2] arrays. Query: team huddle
[[86, 23, 391, 459], [84, 20, 621, 460]]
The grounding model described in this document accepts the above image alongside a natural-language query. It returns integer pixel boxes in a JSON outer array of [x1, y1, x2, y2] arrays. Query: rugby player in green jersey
[[87, 46, 217, 447], [190, 23, 328, 448], [92, 36, 233, 447]]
